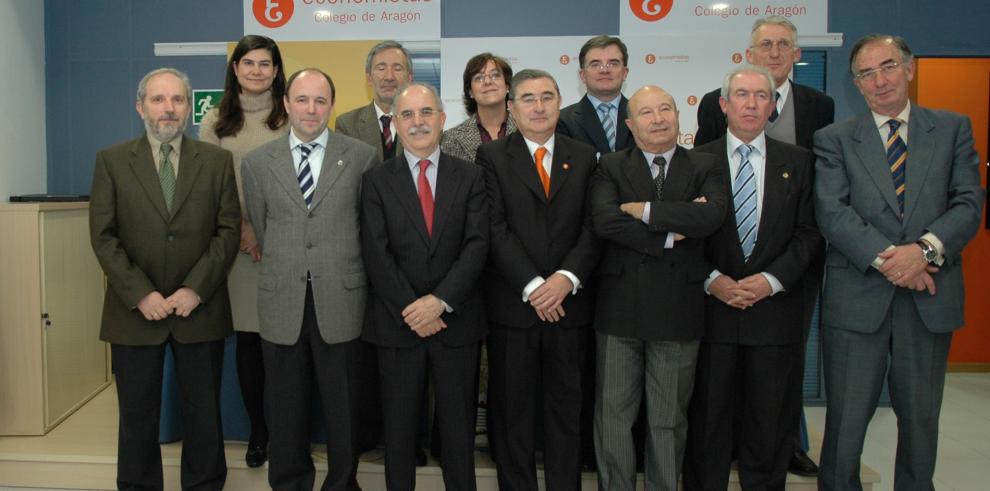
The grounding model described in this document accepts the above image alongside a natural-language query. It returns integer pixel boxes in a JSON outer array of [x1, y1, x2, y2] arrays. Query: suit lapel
[[620, 147, 657, 202], [547, 137, 573, 201], [852, 114, 901, 216], [506, 133, 548, 203], [310, 131, 350, 210], [660, 146, 691, 201], [268, 138, 309, 212], [430, 154, 462, 253], [359, 103, 403, 159], [386, 155, 431, 245], [752, 140, 792, 259], [615, 96, 632, 150], [128, 136, 170, 222], [902, 107, 936, 224], [170, 137, 203, 218], [578, 96, 611, 153], [792, 84, 812, 148]]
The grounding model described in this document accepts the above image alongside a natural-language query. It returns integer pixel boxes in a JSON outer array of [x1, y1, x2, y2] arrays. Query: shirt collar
[[289, 127, 329, 150], [727, 129, 766, 158], [587, 93, 622, 110], [641, 146, 676, 166], [147, 132, 183, 156], [775, 78, 792, 105], [404, 146, 441, 172], [522, 134, 555, 158], [374, 101, 391, 119], [871, 100, 911, 130]]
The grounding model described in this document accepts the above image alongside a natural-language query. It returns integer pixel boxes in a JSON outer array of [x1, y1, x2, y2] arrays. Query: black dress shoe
[[788, 449, 819, 477], [246, 442, 268, 468]]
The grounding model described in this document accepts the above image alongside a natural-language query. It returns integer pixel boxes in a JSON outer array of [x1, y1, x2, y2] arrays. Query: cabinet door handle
[[42, 312, 52, 328]]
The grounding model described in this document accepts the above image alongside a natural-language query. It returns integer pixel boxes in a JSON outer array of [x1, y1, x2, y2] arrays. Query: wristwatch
[[916, 239, 938, 265]]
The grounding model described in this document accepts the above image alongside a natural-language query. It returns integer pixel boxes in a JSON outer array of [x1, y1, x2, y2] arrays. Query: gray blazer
[[814, 105, 984, 334], [241, 131, 379, 345], [334, 102, 402, 163], [440, 114, 516, 163]]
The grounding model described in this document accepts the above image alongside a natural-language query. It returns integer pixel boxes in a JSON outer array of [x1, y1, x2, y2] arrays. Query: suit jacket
[[590, 145, 727, 341], [694, 83, 834, 151], [90, 135, 240, 345], [694, 137, 821, 345], [334, 102, 404, 162], [361, 152, 489, 348], [440, 114, 517, 163], [241, 131, 379, 345], [558, 94, 633, 156], [477, 131, 601, 329], [814, 106, 985, 334]]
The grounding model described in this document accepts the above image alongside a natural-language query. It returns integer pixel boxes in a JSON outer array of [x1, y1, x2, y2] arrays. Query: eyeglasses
[[752, 39, 795, 53], [853, 61, 904, 81], [585, 61, 623, 72], [396, 107, 437, 121], [514, 93, 557, 106], [472, 71, 504, 84]]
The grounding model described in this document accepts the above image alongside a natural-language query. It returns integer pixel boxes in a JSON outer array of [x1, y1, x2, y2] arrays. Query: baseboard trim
[[948, 362, 990, 372]]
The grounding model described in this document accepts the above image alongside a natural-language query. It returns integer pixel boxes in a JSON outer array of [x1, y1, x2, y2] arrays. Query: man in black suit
[[694, 15, 833, 475], [589, 85, 726, 491], [558, 35, 634, 156], [361, 82, 488, 490], [477, 69, 600, 491], [683, 65, 821, 491]]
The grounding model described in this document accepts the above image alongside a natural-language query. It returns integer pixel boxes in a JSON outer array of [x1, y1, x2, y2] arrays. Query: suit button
[[167, 235, 175, 241], [308, 212, 314, 218], [306, 243, 313, 249]]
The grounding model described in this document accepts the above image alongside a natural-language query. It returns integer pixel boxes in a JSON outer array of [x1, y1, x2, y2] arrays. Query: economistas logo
[[630, 0, 674, 22], [253, 0, 294, 28]]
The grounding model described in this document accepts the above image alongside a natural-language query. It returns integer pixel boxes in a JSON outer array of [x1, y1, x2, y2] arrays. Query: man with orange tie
[[477, 69, 600, 490]]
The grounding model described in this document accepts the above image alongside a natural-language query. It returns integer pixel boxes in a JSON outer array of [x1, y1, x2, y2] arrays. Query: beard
[[144, 112, 188, 142]]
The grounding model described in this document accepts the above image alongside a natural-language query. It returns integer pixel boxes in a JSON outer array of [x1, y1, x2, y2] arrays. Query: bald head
[[626, 85, 680, 154]]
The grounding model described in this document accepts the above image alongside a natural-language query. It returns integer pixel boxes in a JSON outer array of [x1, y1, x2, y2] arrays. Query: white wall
[[0, 0, 46, 200]]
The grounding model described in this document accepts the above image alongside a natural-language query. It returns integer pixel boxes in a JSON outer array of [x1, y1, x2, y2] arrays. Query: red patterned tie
[[418, 159, 434, 236]]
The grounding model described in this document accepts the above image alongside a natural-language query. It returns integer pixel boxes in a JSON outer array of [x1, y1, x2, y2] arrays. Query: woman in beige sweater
[[199, 34, 288, 468]]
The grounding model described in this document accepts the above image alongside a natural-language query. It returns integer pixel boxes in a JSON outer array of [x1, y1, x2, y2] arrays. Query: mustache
[[406, 124, 432, 136]]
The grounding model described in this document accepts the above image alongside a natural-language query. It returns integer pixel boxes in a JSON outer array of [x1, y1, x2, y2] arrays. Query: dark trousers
[[236, 331, 268, 445], [262, 284, 361, 491], [112, 337, 226, 491], [683, 342, 803, 491], [379, 340, 480, 491], [487, 322, 590, 491]]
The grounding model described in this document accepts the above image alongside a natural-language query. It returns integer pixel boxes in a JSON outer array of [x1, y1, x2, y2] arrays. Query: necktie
[[886, 119, 907, 214], [417, 159, 434, 236], [159, 143, 176, 212], [380, 114, 394, 155], [652, 155, 667, 200], [769, 91, 781, 123], [297, 142, 317, 208], [534, 146, 550, 197], [733, 144, 758, 260], [598, 102, 616, 151]]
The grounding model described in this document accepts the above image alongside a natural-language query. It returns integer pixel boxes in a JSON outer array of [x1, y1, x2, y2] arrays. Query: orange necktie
[[534, 146, 550, 196]]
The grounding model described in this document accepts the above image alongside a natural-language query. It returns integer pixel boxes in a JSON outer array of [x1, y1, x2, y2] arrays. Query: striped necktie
[[297, 142, 318, 208], [158, 143, 176, 212], [886, 119, 907, 215], [598, 102, 616, 151], [769, 90, 781, 123], [733, 144, 758, 260]]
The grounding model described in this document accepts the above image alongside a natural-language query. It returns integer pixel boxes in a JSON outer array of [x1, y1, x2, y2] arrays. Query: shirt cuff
[[439, 298, 453, 313], [641, 202, 651, 224], [664, 232, 674, 249], [921, 232, 945, 266], [556, 270, 581, 295], [872, 244, 896, 270], [522, 276, 544, 302], [761, 272, 784, 295], [703, 270, 722, 294]]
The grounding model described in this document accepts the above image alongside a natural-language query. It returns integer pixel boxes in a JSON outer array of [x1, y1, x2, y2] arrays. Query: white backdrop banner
[[244, 0, 441, 41], [619, 0, 828, 36], [440, 34, 744, 147]]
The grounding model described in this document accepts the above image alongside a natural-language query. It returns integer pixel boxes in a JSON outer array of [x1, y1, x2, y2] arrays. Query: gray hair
[[720, 64, 777, 99], [849, 34, 914, 75], [750, 15, 799, 48], [136, 67, 192, 104], [508, 69, 560, 100], [365, 40, 412, 74], [394, 82, 444, 112]]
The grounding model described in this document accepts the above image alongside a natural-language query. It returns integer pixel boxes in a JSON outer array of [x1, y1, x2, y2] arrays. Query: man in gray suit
[[334, 40, 412, 162], [815, 34, 984, 491], [242, 68, 378, 491]]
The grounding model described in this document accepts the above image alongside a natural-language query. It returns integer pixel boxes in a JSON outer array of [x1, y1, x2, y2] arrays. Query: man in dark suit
[[683, 65, 821, 491], [694, 15, 834, 476], [361, 82, 488, 491], [558, 35, 634, 156], [589, 85, 726, 491], [815, 35, 984, 491], [335, 40, 411, 162], [90, 67, 240, 490], [477, 69, 600, 490], [242, 69, 378, 491]]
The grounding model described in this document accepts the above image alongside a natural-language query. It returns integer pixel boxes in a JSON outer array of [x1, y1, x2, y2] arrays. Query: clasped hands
[[877, 243, 938, 295], [529, 273, 574, 323], [709, 274, 773, 309], [402, 294, 447, 338], [619, 196, 708, 242], [137, 287, 201, 321]]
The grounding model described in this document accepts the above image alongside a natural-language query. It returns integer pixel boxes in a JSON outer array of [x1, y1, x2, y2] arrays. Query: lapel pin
[[782, 172, 790, 179], [563, 163, 570, 170], [337, 160, 343, 166]]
